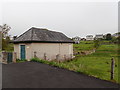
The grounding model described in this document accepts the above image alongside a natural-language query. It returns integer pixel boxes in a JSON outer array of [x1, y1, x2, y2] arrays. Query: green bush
[[31, 58, 50, 64], [94, 40, 100, 48], [16, 59, 27, 63]]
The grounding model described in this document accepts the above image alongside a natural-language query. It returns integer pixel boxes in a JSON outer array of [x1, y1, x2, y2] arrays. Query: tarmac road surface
[[2, 62, 119, 88]]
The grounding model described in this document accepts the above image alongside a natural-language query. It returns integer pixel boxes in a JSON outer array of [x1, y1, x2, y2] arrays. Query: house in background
[[94, 34, 104, 40], [112, 32, 120, 38], [86, 35, 94, 41], [81, 38, 86, 41], [72, 36, 81, 44], [13, 27, 74, 61]]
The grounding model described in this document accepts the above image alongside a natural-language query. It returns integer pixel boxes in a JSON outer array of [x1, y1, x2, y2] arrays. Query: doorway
[[20, 45, 26, 60]]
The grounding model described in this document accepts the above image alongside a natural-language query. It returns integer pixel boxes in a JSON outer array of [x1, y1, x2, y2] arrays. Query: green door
[[7, 52, 13, 63], [20, 45, 26, 60]]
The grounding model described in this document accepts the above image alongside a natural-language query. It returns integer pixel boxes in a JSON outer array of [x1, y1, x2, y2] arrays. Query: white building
[[95, 34, 104, 40], [112, 33, 120, 38], [13, 27, 74, 61], [86, 35, 94, 41], [72, 36, 81, 44]]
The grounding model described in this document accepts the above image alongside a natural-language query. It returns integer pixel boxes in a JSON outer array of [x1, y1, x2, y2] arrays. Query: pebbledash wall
[[14, 43, 73, 61]]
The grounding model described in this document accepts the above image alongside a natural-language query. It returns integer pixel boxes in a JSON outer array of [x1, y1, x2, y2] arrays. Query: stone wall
[[1, 52, 17, 64]]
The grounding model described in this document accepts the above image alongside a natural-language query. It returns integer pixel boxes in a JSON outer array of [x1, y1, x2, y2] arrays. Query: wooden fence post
[[111, 57, 115, 80]]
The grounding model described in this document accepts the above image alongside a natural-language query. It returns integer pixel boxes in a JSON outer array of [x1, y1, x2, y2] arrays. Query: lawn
[[73, 41, 95, 52], [73, 42, 119, 83], [31, 40, 119, 83]]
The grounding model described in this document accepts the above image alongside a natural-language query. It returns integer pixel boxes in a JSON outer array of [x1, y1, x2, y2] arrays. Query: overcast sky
[[1, 0, 119, 38]]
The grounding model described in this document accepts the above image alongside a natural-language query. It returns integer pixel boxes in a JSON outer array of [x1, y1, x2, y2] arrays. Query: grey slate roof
[[13, 27, 74, 43]]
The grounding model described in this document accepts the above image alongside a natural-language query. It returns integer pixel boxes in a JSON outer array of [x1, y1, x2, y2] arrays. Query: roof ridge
[[31, 27, 48, 30]]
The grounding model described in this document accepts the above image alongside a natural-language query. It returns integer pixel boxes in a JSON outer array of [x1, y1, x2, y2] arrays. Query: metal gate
[[7, 52, 13, 63]]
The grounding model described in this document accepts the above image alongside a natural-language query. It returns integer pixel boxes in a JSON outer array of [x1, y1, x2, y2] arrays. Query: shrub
[[16, 59, 27, 63], [31, 58, 50, 64], [94, 40, 100, 49], [31, 58, 40, 62]]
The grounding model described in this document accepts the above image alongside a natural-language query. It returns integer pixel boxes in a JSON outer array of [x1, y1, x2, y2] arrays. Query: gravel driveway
[[2, 62, 119, 88]]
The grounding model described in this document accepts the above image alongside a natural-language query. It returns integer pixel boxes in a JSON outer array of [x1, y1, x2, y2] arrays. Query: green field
[[74, 41, 94, 50], [73, 42, 119, 83], [31, 40, 119, 83]]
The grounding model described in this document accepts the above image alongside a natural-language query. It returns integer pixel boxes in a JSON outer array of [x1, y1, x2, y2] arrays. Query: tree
[[0, 24, 12, 51], [94, 40, 100, 49], [111, 37, 117, 44], [106, 33, 112, 40], [1, 24, 11, 39], [117, 36, 120, 44]]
